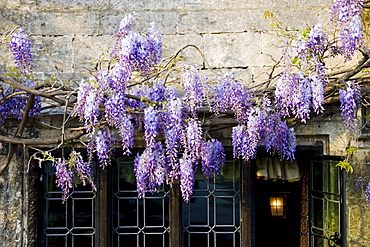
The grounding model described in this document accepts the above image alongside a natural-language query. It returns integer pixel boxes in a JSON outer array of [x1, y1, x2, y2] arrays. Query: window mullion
[[170, 180, 182, 247]]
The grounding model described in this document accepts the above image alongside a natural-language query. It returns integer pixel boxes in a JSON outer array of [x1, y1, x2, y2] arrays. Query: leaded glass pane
[[112, 157, 170, 247], [183, 159, 241, 247], [43, 162, 96, 247]]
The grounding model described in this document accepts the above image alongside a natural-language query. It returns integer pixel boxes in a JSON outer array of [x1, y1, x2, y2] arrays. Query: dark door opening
[[255, 178, 302, 247], [254, 147, 321, 247]]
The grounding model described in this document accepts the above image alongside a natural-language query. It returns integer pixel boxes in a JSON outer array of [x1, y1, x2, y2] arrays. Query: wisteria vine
[[68, 0, 365, 201], [3, 0, 367, 203]]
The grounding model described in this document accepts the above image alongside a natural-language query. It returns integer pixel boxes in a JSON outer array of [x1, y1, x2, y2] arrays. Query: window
[[310, 156, 346, 247], [40, 154, 242, 247]]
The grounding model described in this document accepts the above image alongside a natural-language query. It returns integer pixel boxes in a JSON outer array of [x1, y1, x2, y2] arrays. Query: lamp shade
[[270, 196, 285, 217]]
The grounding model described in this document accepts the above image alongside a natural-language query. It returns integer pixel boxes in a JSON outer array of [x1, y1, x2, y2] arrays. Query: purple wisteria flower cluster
[[212, 73, 254, 124], [330, 0, 364, 61], [339, 80, 362, 130], [9, 28, 33, 75], [182, 65, 208, 116], [201, 139, 225, 178], [275, 24, 327, 123], [134, 141, 167, 197], [0, 29, 41, 126], [53, 158, 74, 202], [92, 127, 117, 167], [179, 154, 195, 202], [275, 0, 364, 130], [231, 104, 296, 161], [355, 177, 370, 204], [70, 151, 96, 190], [53, 152, 96, 202], [74, 15, 163, 167], [163, 97, 184, 180], [0, 0, 366, 204], [0, 81, 41, 125]]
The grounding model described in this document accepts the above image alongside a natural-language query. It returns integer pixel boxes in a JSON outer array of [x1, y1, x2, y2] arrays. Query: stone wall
[[0, 0, 332, 82], [1, 0, 369, 246], [0, 148, 27, 247]]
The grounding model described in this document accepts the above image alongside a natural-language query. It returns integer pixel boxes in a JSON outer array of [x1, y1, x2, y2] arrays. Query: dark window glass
[[42, 162, 96, 247], [183, 159, 241, 247]]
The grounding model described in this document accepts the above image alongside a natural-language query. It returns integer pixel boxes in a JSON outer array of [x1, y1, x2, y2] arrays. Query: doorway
[[254, 148, 317, 247], [255, 178, 302, 247]]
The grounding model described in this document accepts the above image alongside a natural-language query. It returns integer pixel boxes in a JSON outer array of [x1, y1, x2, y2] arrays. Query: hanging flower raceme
[[179, 153, 196, 202], [275, 72, 304, 120], [53, 152, 98, 202], [182, 65, 207, 116], [231, 105, 272, 161], [163, 97, 184, 180], [91, 127, 118, 167], [111, 13, 136, 60], [245, 107, 264, 160], [232, 125, 248, 160], [276, 23, 328, 123], [147, 22, 162, 65], [70, 151, 97, 190], [274, 118, 296, 160], [113, 15, 163, 79], [310, 70, 326, 114], [256, 96, 272, 140], [212, 73, 234, 114], [330, 0, 364, 61], [134, 141, 167, 198], [107, 64, 130, 92], [53, 158, 74, 202], [339, 80, 362, 130], [184, 119, 203, 161], [4, 29, 42, 125], [229, 81, 253, 124], [306, 23, 327, 55], [262, 112, 296, 160], [105, 93, 134, 155], [144, 105, 159, 147], [201, 139, 225, 178], [74, 79, 105, 130], [296, 24, 327, 64], [212, 74, 254, 124], [9, 28, 33, 74]]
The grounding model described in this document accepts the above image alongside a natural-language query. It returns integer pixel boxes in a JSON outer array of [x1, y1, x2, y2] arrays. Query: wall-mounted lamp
[[270, 195, 286, 218]]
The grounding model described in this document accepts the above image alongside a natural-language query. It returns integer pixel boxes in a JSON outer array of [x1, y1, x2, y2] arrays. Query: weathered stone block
[[203, 32, 263, 68], [0, 5, 38, 32], [363, 209, 370, 240], [257, 0, 332, 9], [348, 241, 361, 247], [30, 35, 113, 77], [110, 0, 180, 11], [272, 8, 330, 30], [177, 10, 249, 34], [348, 205, 362, 239], [32, 12, 100, 36], [101, 11, 179, 35], [358, 239, 370, 247], [162, 34, 204, 65], [181, 0, 253, 10], [68, 35, 114, 72], [35, 0, 109, 10]]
